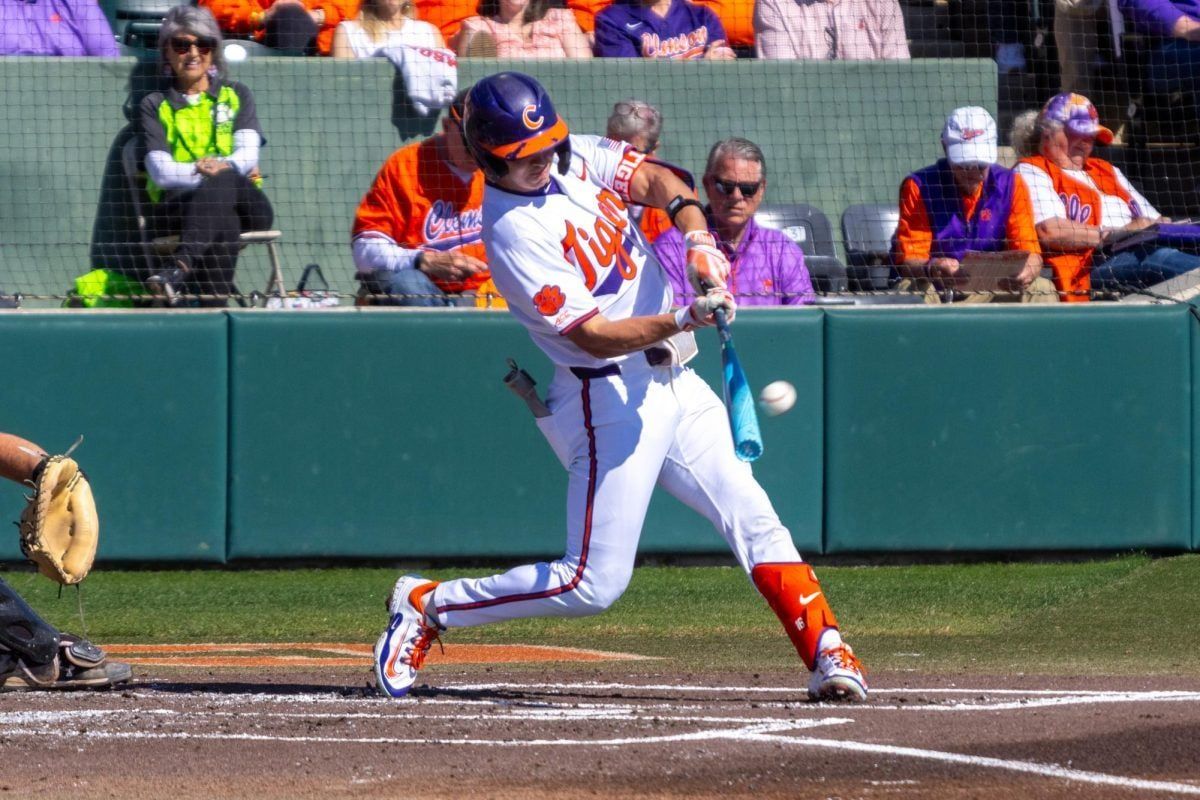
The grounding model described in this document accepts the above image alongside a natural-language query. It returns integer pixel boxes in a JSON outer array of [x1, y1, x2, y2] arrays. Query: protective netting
[[0, 0, 1196, 307]]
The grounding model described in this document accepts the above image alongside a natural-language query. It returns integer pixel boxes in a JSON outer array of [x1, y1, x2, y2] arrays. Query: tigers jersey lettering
[[483, 134, 673, 369]]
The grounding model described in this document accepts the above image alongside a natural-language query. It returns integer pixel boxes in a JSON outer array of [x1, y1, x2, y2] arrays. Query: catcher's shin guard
[[0, 578, 60, 666], [751, 563, 838, 670]]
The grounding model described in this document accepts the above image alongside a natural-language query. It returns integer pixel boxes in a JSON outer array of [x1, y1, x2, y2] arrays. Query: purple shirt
[[1119, 0, 1200, 37], [0, 0, 118, 56], [594, 0, 728, 58], [654, 216, 815, 305]]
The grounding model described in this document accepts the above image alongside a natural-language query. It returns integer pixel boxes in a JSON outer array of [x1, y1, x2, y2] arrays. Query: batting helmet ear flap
[[555, 139, 571, 176]]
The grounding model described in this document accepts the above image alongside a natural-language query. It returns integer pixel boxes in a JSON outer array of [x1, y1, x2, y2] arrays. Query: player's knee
[[572, 565, 633, 614], [0, 581, 60, 665]]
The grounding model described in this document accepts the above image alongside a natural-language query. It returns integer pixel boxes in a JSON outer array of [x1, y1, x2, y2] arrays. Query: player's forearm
[[566, 312, 682, 359], [629, 165, 705, 233]]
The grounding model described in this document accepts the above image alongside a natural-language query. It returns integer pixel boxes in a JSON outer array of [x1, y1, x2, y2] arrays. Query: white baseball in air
[[758, 380, 797, 417], [224, 43, 248, 62]]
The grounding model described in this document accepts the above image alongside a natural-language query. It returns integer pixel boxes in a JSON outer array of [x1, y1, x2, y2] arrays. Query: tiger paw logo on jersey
[[522, 104, 544, 131], [534, 284, 566, 316]]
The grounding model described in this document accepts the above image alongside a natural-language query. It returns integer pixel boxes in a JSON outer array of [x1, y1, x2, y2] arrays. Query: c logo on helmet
[[522, 104, 544, 131]]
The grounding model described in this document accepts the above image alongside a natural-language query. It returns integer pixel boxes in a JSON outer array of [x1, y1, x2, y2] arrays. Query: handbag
[[266, 263, 341, 309]]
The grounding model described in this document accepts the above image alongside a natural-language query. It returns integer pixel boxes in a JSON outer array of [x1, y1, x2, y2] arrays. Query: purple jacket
[[908, 159, 1016, 261], [0, 0, 118, 56], [594, 0, 727, 58], [1119, 0, 1200, 38], [654, 216, 815, 306]]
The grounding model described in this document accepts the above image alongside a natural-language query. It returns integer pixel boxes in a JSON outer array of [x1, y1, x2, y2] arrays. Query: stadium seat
[[112, 0, 191, 45], [754, 204, 848, 294], [119, 137, 287, 303], [841, 203, 899, 291]]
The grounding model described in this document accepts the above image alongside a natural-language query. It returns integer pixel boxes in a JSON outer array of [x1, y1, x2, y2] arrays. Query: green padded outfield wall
[[225, 310, 822, 559], [0, 58, 995, 299], [0, 307, 1197, 562], [0, 314, 228, 562], [823, 305, 1193, 553]]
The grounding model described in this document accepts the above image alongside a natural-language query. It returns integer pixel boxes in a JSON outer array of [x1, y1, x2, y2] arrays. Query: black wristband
[[666, 195, 704, 225], [413, 252, 426, 272]]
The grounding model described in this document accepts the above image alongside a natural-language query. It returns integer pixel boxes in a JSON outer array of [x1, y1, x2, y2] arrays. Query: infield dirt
[[2, 659, 1199, 800]]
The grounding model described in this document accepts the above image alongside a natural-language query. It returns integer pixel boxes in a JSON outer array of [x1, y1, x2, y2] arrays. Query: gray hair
[[605, 99, 663, 151], [705, 137, 767, 179], [158, 6, 227, 80], [1009, 108, 1058, 158]]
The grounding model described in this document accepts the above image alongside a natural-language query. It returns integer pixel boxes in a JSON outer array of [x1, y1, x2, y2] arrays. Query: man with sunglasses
[[894, 106, 1058, 304], [352, 89, 503, 307], [654, 137, 815, 305]]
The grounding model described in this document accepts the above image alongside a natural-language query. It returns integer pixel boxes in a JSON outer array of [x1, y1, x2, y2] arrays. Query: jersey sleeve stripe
[[559, 307, 600, 335]]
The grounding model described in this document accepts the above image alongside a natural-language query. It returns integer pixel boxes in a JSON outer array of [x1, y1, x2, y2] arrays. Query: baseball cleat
[[374, 576, 441, 698], [807, 643, 868, 702]]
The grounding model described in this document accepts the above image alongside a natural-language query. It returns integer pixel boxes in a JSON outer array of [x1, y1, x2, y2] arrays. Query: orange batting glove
[[684, 230, 730, 294]]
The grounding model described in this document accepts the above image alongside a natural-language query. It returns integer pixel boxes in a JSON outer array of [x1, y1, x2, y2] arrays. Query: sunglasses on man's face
[[169, 37, 216, 56], [711, 178, 762, 198]]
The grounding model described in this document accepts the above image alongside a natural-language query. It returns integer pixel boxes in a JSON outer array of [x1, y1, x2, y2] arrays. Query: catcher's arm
[[0, 433, 47, 484]]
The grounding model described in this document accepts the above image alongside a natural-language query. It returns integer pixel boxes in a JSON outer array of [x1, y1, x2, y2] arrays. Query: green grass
[[5, 553, 1198, 676]]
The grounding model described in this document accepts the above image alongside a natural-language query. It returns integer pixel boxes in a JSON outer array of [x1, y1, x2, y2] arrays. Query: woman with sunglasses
[[138, 6, 274, 305]]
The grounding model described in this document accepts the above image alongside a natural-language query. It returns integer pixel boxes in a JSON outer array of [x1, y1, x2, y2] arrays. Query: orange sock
[[751, 563, 838, 670]]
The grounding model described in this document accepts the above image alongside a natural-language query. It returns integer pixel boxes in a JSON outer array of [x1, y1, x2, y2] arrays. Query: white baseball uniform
[[426, 134, 805, 628]]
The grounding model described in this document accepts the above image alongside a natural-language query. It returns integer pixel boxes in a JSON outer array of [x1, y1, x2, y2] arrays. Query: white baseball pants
[[428, 356, 804, 628]]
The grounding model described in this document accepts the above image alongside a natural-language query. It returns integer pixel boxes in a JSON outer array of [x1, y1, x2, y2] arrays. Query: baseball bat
[[714, 308, 763, 462]]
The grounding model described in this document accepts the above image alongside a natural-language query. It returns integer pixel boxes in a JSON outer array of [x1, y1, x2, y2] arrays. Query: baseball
[[758, 380, 797, 417]]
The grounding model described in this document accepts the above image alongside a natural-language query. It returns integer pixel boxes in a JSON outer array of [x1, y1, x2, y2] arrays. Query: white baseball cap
[[941, 106, 998, 166]]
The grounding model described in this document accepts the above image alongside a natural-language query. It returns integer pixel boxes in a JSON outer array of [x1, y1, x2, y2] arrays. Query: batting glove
[[675, 286, 737, 332], [684, 230, 730, 294]]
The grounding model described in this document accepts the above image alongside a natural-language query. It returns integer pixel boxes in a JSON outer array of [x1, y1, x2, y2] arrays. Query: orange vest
[[1019, 155, 1132, 303], [353, 137, 493, 297]]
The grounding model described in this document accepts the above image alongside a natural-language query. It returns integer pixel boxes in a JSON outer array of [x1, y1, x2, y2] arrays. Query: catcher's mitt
[[18, 455, 99, 585]]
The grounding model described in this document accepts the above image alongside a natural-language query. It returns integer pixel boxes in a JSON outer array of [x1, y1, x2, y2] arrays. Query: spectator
[[1014, 92, 1200, 300], [0, 0, 118, 56], [693, 0, 755, 52], [200, 0, 359, 55], [332, 0, 444, 57], [754, 0, 908, 60], [139, 6, 274, 306], [1119, 0, 1200, 113], [353, 91, 502, 307], [453, 0, 591, 57], [594, 0, 735, 58], [893, 106, 1056, 304], [655, 137, 815, 305], [605, 99, 672, 243], [566, 0, 611, 41], [414, 0, 476, 41]]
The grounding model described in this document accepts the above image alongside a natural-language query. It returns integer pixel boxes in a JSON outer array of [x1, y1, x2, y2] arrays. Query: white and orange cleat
[[374, 576, 441, 698], [807, 631, 868, 702]]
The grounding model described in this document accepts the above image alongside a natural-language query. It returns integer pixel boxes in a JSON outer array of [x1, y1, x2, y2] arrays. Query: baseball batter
[[374, 72, 867, 702]]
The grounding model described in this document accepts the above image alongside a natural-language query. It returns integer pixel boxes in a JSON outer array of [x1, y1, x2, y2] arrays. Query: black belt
[[570, 347, 672, 380]]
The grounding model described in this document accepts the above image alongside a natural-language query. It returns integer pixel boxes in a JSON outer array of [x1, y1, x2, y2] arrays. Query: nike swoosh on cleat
[[798, 591, 822, 605]]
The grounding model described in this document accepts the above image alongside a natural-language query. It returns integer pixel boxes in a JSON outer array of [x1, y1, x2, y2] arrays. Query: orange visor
[[490, 117, 569, 160]]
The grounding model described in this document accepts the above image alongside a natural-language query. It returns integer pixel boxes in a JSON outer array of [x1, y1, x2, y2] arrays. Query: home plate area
[[0, 648, 1198, 799]]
